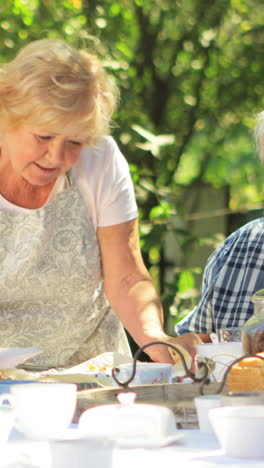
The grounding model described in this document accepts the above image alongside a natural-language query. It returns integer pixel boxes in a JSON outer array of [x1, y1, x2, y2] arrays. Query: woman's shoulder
[[81, 136, 121, 159], [72, 136, 130, 188], [70, 136, 137, 229], [76, 136, 129, 176]]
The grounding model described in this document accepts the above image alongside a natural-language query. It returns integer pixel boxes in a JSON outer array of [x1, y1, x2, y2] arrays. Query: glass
[[218, 327, 241, 342], [197, 342, 242, 381], [242, 289, 264, 355]]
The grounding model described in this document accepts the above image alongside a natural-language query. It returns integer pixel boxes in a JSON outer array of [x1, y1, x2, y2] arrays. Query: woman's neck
[[0, 172, 56, 209]]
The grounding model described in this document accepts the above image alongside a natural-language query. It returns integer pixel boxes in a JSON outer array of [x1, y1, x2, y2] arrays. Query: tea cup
[[194, 394, 221, 434], [10, 382, 77, 440], [49, 436, 114, 468], [209, 405, 264, 458]]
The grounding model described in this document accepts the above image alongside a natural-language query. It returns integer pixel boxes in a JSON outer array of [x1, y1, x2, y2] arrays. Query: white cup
[[0, 394, 15, 443], [197, 342, 242, 381], [114, 362, 172, 386], [49, 437, 114, 468], [11, 383, 77, 440], [194, 394, 221, 434]]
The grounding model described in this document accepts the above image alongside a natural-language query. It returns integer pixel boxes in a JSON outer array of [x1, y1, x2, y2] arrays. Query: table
[[1, 429, 264, 467], [114, 430, 264, 468]]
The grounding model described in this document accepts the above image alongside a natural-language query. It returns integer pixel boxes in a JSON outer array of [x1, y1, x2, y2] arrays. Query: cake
[[227, 353, 264, 392]]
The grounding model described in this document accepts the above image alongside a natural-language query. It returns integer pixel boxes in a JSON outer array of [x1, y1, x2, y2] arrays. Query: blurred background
[[2, 0, 264, 341]]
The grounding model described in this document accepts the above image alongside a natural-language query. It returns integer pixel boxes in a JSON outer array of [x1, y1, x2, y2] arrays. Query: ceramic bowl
[[209, 405, 264, 458], [113, 362, 172, 386]]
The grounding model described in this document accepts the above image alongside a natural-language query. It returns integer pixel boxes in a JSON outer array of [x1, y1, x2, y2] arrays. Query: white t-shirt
[[0, 136, 138, 230]]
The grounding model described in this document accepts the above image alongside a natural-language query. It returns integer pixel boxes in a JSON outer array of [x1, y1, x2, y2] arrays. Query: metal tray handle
[[112, 340, 210, 388]]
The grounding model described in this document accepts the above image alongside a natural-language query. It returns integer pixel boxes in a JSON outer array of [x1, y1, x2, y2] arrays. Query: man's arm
[[197, 333, 212, 343]]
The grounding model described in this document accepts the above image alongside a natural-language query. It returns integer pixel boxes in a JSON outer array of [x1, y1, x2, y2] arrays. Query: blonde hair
[[255, 111, 264, 162], [0, 38, 118, 144]]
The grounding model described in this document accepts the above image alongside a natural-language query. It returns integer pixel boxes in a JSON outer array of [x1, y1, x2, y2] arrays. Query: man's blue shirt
[[176, 218, 264, 335]]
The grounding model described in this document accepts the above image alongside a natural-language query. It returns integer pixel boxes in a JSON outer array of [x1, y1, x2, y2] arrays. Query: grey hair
[[254, 111, 264, 162], [0, 39, 119, 145]]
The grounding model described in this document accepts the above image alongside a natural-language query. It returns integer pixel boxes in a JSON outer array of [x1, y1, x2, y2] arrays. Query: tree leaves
[[1, 0, 264, 320]]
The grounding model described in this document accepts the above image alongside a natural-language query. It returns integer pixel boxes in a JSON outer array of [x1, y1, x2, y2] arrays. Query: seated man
[[175, 216, 264, 342], [176, 110, 264, 342]]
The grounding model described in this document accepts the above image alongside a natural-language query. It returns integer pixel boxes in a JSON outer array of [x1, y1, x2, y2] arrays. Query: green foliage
[[1, 0, 264, 327]]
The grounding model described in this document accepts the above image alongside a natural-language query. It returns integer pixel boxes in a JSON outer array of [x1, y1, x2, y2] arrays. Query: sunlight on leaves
[[132, 125, 175, 157]]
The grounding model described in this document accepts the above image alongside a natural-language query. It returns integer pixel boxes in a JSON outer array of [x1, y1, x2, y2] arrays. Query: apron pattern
[[0, 181, 130, 369]]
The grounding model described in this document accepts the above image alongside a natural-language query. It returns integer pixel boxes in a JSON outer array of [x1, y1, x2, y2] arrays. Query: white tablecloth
[[1, 429, 264, 467], [114, 430, 264, 468]]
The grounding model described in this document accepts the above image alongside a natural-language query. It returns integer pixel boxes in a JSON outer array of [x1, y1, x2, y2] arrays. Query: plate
[[64, 427, 184, 449], [0, 347, 42, 369], [114, 431, 184, 448]]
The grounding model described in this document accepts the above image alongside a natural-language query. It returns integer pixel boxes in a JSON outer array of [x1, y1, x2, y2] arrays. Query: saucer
[[114, 431, 184, 448], [51, 427, 184, 449]]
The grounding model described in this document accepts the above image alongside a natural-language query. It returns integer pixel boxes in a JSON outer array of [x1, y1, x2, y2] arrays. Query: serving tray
[[75, 381, 226, 429]]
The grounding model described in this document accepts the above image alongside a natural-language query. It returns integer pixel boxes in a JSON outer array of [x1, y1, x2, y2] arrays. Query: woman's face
[[0, 125, 84, 186]]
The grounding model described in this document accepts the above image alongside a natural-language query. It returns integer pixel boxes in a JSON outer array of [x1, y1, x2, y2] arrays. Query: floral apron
[[0, 177, 131, 370]]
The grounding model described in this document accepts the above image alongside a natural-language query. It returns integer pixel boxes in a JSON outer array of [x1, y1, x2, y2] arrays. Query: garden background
[[2, 0, 264, 343]]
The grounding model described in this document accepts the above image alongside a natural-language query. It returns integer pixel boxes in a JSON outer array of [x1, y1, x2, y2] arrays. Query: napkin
[[0, 347, 41, 370], [33, 352, 134, 387], [168, 344, 192, 377]]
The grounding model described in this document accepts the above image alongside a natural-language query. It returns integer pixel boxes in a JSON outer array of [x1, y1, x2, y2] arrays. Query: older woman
[[0, 38, 200, 370]]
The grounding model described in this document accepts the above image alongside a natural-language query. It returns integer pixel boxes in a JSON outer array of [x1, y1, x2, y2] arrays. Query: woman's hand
[[141, 332, 202, 375]]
